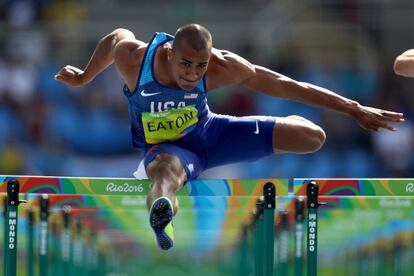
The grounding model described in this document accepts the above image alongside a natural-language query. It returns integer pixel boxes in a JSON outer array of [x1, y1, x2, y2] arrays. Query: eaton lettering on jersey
[[142, 105, 198, 144]]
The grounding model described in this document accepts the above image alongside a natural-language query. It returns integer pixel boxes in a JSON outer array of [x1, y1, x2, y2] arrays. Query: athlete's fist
[[54, 65, 86, 87]]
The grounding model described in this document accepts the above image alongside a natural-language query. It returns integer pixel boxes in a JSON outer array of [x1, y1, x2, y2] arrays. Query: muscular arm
[[243, 66, 358, 114], [394, 49, 414, 77], [207, 50, 357, 114], [81, 28, 136, 84], [55, 28, 140, 86], [244, 65, 404, 131], [208, 49, 404, 131]]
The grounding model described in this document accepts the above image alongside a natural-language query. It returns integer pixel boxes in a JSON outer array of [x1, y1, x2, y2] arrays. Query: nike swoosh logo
[[140, 90, 161, 97], [254, 120, 260, 134]]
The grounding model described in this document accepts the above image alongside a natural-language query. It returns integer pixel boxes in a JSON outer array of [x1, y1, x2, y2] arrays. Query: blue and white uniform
[[124, 32, 276, 180]]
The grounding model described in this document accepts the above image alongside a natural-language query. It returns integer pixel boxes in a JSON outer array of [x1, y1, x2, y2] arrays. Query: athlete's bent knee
[[287, 115, 308, 122], [147, 154, 181, 177], [306, 125, 326, 153], [146, 153, 187, 187], [287, 115, 326, 152]]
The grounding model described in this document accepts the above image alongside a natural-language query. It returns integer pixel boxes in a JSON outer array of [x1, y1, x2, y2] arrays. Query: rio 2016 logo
[[106, 182, 144, 193], [406, 183, 414, 193]]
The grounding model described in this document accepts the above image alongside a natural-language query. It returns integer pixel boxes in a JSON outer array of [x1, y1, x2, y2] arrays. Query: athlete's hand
[[54, 65, 86, 87], [352, 104, 405, 131]]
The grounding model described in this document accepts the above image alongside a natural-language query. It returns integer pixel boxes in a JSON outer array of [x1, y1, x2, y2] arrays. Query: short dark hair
[[173, 24, 212, 52]]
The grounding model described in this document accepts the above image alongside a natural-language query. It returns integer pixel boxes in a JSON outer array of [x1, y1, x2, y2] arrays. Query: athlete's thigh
[[204, 114, 276, 169], [143, 143, 203, 180], [273, 115, 325, 153]]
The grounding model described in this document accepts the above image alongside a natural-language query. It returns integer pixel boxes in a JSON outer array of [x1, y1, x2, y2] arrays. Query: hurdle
[[262, 182, 276, 275], [2, 196, 6, 276], [26, 208, 34, 276], [235, 182, 276, 276], [39, 194, 49, 276], [237, 224, 249, 276], [305, 181, 324, 276], [49, 216, 58, 276], [253, 198, 264, 276], [5, 175, 414, 275], [0, 175, 287, 275], [294, 197, 305, 276], [294, 178, 414, 276], [61, 206, 71, 276], [4, 180, 26, 276], [276, 210, 289, 276], [4, 176, 413, 274]]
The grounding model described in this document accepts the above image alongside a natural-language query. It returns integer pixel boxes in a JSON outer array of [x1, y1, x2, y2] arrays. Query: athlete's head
[[168, 24, 212, 90]]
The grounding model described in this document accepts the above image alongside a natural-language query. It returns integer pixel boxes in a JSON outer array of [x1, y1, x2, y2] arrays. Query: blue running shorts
[[143, 113, 276, 180]]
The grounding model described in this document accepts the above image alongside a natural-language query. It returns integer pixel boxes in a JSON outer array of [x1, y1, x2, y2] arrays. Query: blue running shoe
[[149, 197, 174, 250]]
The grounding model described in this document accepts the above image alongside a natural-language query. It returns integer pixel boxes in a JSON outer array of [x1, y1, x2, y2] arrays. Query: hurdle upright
[[4, 179, 26, 276]]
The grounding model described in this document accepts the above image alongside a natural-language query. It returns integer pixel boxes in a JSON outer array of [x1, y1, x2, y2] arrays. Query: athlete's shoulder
[[113, 39, 148, 91], [115, 32, 170, 62], [206, 48, 255, 89], [209, 48, 233, 65], [114, 39, 147, 66], [209, 48, 254, 72]]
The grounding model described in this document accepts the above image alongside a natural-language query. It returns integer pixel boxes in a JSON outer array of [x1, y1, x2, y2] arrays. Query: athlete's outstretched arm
[[247, 65, 405, 131], [245, 65, 404, 131], [55, 28, 136, 86], [207, 49, 404, 132], [394, 49, 414, 77]]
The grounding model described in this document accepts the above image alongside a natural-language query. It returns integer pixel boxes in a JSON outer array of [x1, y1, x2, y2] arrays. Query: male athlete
[[55, 24, 404, 250]]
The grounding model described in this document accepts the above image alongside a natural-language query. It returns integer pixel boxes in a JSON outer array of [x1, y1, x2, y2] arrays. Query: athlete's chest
[[136, 84, 203, 113], [136, 84, 203, 145]]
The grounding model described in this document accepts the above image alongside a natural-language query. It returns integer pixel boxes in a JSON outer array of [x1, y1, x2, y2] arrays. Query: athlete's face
[[168, 43, 211, 90]]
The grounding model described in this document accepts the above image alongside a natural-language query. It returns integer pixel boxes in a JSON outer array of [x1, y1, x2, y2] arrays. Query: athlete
[[55, 24, 404, 250], [394, 49, 414, 77]]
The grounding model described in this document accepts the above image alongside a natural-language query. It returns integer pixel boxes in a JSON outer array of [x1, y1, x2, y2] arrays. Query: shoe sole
[[149, 198, 174, 250]]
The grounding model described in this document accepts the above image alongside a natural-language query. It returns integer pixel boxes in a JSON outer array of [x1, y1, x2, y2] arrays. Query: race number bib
[[141, 105, 198, 144]]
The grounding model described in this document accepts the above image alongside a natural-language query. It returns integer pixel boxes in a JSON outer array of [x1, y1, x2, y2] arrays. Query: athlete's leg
[[202, 114, 326, 169], [144, 153, 186, 250], [272, 115, 326, 154], [143, 144, 202, 250], [146, 153, 187, 215]]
